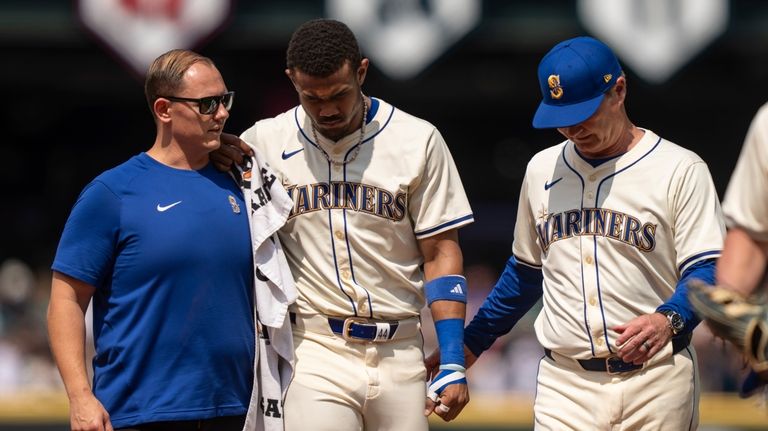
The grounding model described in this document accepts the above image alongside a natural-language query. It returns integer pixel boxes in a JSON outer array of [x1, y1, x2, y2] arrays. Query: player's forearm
[[464, 256, 543, 357], [717, 227, 768, 297], [430, 300, 465, 321], [47, 276, 94, 400], [421, 229, 465, 321], [420, 229, 468, 370], [421, 231, 463, 278]]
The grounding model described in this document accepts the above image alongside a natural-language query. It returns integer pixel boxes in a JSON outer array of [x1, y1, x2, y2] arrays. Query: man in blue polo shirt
[[47, 49, 253, 431]]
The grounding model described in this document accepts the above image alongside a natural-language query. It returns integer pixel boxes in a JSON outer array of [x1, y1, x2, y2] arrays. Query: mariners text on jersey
[[286, 181, 407, 221], [536, 207, 657, 252]]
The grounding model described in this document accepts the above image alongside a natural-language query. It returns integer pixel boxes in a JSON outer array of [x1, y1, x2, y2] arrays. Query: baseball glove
[[688, 280, 768, 371]]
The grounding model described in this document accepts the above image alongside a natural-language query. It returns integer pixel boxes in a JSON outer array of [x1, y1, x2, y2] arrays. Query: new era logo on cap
[[532, 36, 623, 129]]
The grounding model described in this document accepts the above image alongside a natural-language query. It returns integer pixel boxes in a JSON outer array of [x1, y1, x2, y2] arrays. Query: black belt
[[544, 334, 691, 374]]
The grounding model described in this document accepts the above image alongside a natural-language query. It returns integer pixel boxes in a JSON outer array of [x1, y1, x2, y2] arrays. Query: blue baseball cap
[[532, 36, 623, 129]]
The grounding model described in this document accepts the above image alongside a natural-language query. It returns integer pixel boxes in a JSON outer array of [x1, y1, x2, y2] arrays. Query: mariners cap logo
[[603, 74, 613, 83], [548, 74, 563, 99]]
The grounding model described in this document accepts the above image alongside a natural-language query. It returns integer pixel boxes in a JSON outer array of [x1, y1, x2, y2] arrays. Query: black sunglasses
[[158, 91, 235, 115]]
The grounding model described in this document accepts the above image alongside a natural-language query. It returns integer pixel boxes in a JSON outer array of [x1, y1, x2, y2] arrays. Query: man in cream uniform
[[238, 19, 473, 430], [462, 36, 725, 430], [708, 102, 768, 396], [716, 101, 768, 298]]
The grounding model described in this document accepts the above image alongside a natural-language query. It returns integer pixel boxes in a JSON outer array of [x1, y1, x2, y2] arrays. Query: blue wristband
[[435, 318, 465, 367], [425, 275, 467, 305]]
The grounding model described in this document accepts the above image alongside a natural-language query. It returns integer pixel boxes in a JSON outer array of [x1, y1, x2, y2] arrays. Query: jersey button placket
[[580, 237, 602, 355], [328, 175, 354, 304]]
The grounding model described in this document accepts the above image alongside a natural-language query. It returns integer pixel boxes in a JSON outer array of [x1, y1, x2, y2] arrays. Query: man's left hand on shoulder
[[211, 133, 253, 172]]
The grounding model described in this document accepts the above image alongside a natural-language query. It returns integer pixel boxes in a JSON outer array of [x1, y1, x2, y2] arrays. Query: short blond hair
[[144, 49, 215, 114]]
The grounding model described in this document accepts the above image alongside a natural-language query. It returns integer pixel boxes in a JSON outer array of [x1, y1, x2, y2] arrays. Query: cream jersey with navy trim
[[513, 129, 725, 359], [240, 98, 473, 319], [722, 102, 768, 241]]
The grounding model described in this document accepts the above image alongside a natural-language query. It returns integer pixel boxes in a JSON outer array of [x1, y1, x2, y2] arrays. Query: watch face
[[668, 312, 684, 331]]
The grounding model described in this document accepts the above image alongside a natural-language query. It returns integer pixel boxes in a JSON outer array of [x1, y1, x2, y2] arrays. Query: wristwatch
[[659, 310, 684, 335]]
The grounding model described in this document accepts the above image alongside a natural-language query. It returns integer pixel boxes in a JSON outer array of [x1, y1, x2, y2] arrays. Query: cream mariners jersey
[[240, 98, 473, 318], [722, 102, 768, 241], [513, 129, 724, 359]]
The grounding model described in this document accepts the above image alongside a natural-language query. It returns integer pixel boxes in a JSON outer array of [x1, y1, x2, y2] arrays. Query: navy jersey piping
[[679, 250, 721, 273], [513, 255, 542, 269], [324, 162, 358, 315], [343, 165, 373, 317], [415, 214, 474, 237], [561, 145, 595, 356], [294, 100, 395, 156], [592, 136, 662, 352]]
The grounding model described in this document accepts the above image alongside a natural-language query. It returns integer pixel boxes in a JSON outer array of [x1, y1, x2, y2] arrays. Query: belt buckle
[[342, 317, 370, 343], [606, 358, 621, 375], [605, 357, 639, 375]]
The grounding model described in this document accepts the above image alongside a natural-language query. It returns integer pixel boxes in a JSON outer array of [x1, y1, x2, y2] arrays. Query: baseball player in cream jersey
[[460, 37, 725, 430], [718, 102, 768, 297], [234, 19, 473, 430], [711, 102, 768, 395]]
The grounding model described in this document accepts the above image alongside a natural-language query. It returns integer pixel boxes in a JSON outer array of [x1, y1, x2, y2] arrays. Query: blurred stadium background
[[2, 0, 768, 429]]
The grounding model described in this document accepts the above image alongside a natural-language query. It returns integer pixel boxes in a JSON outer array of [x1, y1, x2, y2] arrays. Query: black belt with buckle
[[544, 333, 691, 374]]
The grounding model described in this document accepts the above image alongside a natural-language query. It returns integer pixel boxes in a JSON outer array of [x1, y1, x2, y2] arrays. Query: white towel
[[234, 146, 297, 431]]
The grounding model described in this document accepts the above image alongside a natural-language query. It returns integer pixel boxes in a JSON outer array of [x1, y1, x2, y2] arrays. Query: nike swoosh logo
[[544, 177, 563, 190], [156, 201, 182, 212], [281, 148, 304, 160]]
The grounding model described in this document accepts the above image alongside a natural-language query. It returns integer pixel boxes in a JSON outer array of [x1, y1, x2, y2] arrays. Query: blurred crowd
[[0, 257, 752, 395], [0, 259, 61, 394]]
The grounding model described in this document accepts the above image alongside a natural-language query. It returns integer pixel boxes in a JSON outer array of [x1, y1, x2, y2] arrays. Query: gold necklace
[[311, 95, 367, 166]]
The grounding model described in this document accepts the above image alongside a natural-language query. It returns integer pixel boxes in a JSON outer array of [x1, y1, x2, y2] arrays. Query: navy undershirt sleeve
[[656, 258, 716, 337], [464, 256, 544, 357]]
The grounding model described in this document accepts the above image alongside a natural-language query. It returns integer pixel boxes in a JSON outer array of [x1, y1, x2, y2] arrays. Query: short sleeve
[[411, 129, 473, 238], [240, 123, 259, 151], [671, 161, 725, 273], [722, 103, 768, 240], [52, 180, 122, 287], [512, 170, 543, 267]]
